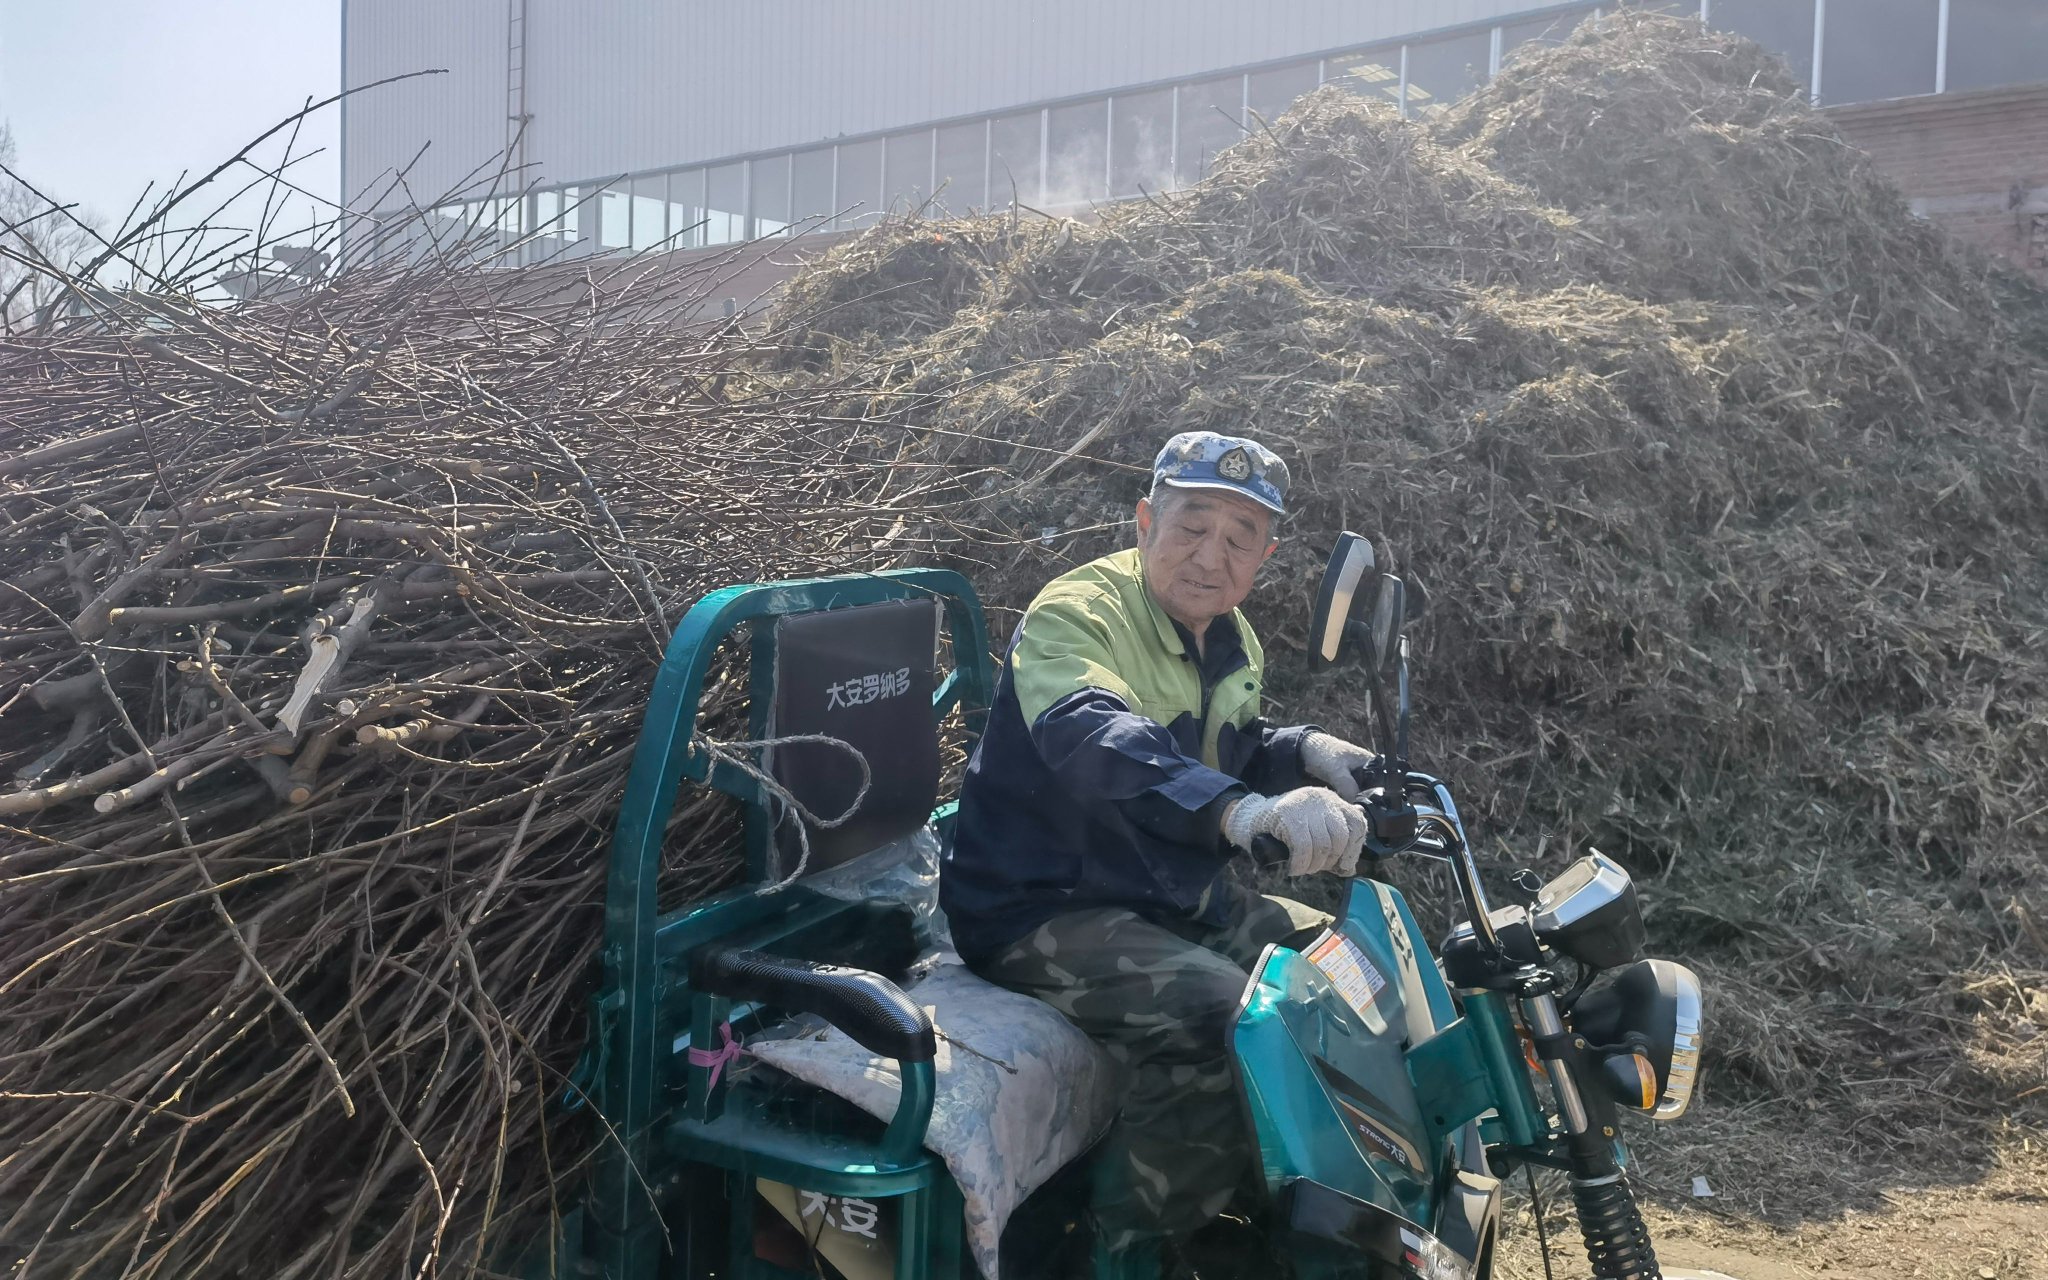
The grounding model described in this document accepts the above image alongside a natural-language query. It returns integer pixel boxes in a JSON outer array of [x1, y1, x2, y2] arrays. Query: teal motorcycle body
[[1234, 878, 1509, 1278]]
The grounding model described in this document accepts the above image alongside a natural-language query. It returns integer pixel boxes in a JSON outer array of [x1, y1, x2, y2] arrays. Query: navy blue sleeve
[[1243, 722, 1319, 794], [1029, 687, 1247, 860]]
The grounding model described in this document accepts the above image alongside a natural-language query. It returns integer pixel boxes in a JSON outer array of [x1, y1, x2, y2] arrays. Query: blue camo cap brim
[[1151, 431, 1290, 517]]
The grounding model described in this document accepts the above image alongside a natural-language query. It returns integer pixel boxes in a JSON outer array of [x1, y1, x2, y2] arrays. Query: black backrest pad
[[767, 598, 941, 875]]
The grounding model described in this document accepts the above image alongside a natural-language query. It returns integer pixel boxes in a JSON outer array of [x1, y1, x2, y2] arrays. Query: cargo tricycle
[[539, 535, 1707, 1280]]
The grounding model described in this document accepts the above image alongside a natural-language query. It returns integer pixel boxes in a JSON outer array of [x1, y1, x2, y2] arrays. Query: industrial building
[[340, 1, 2048, 283]]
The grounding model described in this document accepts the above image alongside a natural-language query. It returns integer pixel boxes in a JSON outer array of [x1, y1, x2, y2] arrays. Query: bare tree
[[1, 123, 103, 328]]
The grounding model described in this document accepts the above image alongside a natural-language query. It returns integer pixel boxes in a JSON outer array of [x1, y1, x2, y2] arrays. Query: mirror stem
[[1395, 640, 1411, 765]]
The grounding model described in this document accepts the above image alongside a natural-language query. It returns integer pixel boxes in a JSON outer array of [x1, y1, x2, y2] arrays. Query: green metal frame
[[1406, 994, 1545, 1153], [583, 570, 994, 1280]]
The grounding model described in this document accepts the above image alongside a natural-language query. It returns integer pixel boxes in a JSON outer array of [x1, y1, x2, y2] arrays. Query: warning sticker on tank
[[1305, 930, 1387, 1021]]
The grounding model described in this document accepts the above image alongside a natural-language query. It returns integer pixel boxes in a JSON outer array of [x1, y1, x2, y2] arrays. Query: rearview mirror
[[1308, 533, 1376, 671], [1369, 575, 1404, 674]]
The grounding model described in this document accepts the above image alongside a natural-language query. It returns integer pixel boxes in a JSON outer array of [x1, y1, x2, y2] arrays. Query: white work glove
[[1300, 731, 1378, 802], [1222, 787, 1370, 878]]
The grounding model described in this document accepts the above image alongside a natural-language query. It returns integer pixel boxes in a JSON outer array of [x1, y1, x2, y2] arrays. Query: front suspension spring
[[1569, 1172, 1660, 1280]]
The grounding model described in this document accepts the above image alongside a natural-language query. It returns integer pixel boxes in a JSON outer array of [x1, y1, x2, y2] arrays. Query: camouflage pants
[[976, 891, 1331, 1252]]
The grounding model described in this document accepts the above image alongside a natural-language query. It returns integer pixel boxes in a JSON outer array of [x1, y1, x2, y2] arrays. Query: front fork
[[1521, 990, 1663, 1280]]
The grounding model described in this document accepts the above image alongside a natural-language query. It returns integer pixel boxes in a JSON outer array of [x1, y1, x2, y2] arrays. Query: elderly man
[[940, 431, 1377, 1261]]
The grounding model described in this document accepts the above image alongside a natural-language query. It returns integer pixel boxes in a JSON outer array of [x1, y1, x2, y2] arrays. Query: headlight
[[1571, 959, 1705, 1121], [1656, 964, 1703, 1120]]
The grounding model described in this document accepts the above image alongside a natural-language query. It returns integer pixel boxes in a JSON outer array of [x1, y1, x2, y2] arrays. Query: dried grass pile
[[0, 242, 946, 1275], [767, 13, 2048, 1212]]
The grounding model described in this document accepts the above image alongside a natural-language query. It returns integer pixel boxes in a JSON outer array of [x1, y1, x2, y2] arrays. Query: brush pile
[[0, 239, 947, 1276], [768, 13, 2048, 1209]]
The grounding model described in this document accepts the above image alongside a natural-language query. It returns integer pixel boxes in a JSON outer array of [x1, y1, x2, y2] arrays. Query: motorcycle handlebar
[[1250, 833, 1289, 867], [1245, 781, 1504, 954], [1247, 798, 1447, 869]]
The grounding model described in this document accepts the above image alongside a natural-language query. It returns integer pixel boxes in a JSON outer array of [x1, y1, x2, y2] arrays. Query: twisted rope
[[695, 732, 873, 890]]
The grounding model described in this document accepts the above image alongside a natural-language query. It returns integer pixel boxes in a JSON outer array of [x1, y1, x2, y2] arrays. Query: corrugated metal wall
[[342, 0, 1552, 212], [342, 0, 510, 210]]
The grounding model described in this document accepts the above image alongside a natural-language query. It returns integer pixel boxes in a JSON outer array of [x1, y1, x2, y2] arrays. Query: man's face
[[1136, 488, 1277, 631]]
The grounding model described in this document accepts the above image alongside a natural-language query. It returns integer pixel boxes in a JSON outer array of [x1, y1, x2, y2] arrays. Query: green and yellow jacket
[[940, 548, 1314, 965]]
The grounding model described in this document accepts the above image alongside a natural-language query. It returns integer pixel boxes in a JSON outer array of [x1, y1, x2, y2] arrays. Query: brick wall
[[1827, 85, 2048, 282]]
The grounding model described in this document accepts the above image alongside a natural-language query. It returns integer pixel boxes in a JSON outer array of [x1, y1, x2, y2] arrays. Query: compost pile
[[0, 238, 945, 1276], [769, 14, 2048, 1209]]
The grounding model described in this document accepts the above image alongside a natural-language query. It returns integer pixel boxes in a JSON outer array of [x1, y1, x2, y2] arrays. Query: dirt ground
[[1494, 1138, 2048, 1280]]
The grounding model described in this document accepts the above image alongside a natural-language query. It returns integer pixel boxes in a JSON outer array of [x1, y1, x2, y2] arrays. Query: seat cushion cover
[[747, 958, 1120, 1279]]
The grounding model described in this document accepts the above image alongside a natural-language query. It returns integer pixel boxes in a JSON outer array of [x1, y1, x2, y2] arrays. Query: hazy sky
[[0, 0, 340, 249]]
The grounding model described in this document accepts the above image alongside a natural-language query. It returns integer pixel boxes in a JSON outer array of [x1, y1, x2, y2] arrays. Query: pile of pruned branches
[[0, 194, 955, 1276]]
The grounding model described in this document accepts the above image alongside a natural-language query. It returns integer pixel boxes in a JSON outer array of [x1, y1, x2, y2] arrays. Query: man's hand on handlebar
[[1300, 731, 1378, 802], [1222, 787, 1368, 877]]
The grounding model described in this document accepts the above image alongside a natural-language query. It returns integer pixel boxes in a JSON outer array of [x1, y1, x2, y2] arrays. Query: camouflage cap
[[1151, 431, 1289, 517]]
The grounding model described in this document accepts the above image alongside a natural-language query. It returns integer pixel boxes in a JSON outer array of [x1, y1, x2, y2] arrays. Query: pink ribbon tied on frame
[[687, 1020, 746, 1090]]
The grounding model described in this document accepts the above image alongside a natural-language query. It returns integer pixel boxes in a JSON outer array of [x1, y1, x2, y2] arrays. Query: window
[[989, 109, 1043, 207], [884, 128, 934, 215], [666, 169, 705, 249], [432, 204, 468, 241], [557, 186, 586, 249], [1710, 0, 1816, 92], [1821, 0, 1938, 103], [751, 155, 792, 236], [1176, 74, 1246, 185], [836, 138, 883, 228], [630, 175, 667, 251], [1947, 0, 2048, 94], [791, 148, 834, 229], [599, 187, 630, 249], [705, 162, 746, 244], [1046, 99, 1109, 208], [531, 189, 566, 253], [1326, 48, 1402, 105], [1110, 87, 1174, 198], [1247, 60, 1319, 125], [935, 121, 987, 213], [1403, 31, 1490, 113], [491, 197, 524, 239], [1502, 7, 1596, 62]]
